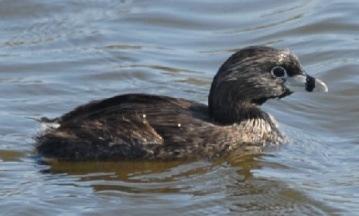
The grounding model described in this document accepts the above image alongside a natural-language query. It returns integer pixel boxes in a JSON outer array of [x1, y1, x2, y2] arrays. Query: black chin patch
[[252, 97, 268, 105], [279, 88, 292, 98], [306, 75, 315, 92], [252, 88, 292, 105]]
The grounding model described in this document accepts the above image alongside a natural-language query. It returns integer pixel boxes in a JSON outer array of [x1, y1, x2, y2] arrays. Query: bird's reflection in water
[[39, 153, 333, 214], [39, 153, 257, 192]]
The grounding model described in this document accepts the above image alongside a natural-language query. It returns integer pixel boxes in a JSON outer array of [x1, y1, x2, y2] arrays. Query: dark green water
[[0, 0, 358, 215]]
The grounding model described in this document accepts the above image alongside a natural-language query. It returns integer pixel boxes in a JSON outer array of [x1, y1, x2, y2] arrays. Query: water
[[0, 0, 358, 215]]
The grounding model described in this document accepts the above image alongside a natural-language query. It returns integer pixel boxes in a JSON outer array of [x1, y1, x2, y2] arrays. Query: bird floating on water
[[36, 46, 328, 161]]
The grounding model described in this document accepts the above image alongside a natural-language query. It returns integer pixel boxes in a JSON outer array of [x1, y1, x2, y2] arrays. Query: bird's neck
[[209, 99, 283, 144], [209, 100, 267, 124]]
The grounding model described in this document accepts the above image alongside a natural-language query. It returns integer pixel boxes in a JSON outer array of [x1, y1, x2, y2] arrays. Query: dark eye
[[271, 66, 287, 78]]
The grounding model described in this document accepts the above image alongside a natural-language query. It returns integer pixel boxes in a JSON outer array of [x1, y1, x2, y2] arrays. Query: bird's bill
[[285, 74, 328, 93]]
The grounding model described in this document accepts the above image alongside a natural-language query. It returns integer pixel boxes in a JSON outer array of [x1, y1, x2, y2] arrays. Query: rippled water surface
[[1, 0, 358, 215]]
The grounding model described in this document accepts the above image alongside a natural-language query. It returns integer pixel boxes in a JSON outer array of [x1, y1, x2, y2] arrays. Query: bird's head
[[208, 46, 328, 122]]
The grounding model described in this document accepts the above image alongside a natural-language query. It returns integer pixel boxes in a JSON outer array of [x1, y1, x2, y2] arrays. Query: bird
[[36, 46, 328, 161]]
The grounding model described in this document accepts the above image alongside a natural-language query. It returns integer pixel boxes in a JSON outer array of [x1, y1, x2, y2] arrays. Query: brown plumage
[[36, 46, 328, 161]]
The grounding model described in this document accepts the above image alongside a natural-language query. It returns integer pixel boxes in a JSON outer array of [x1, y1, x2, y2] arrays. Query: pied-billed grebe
[[36, 46, 328, 161]]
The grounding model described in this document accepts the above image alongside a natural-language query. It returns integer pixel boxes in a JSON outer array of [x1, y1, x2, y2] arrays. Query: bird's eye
[[271, 66, 287, 78]]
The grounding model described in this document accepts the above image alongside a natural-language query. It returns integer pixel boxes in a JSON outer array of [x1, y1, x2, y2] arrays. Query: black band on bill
[[306, 75, 315, 92]]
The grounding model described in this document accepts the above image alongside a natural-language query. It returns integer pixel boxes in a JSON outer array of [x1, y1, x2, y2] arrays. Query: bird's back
[[36, 94, 228, 160]]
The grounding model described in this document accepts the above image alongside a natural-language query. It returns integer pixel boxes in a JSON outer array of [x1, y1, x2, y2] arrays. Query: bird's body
[[37, 94, 282, 160], [36, 46, 327, 161]]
